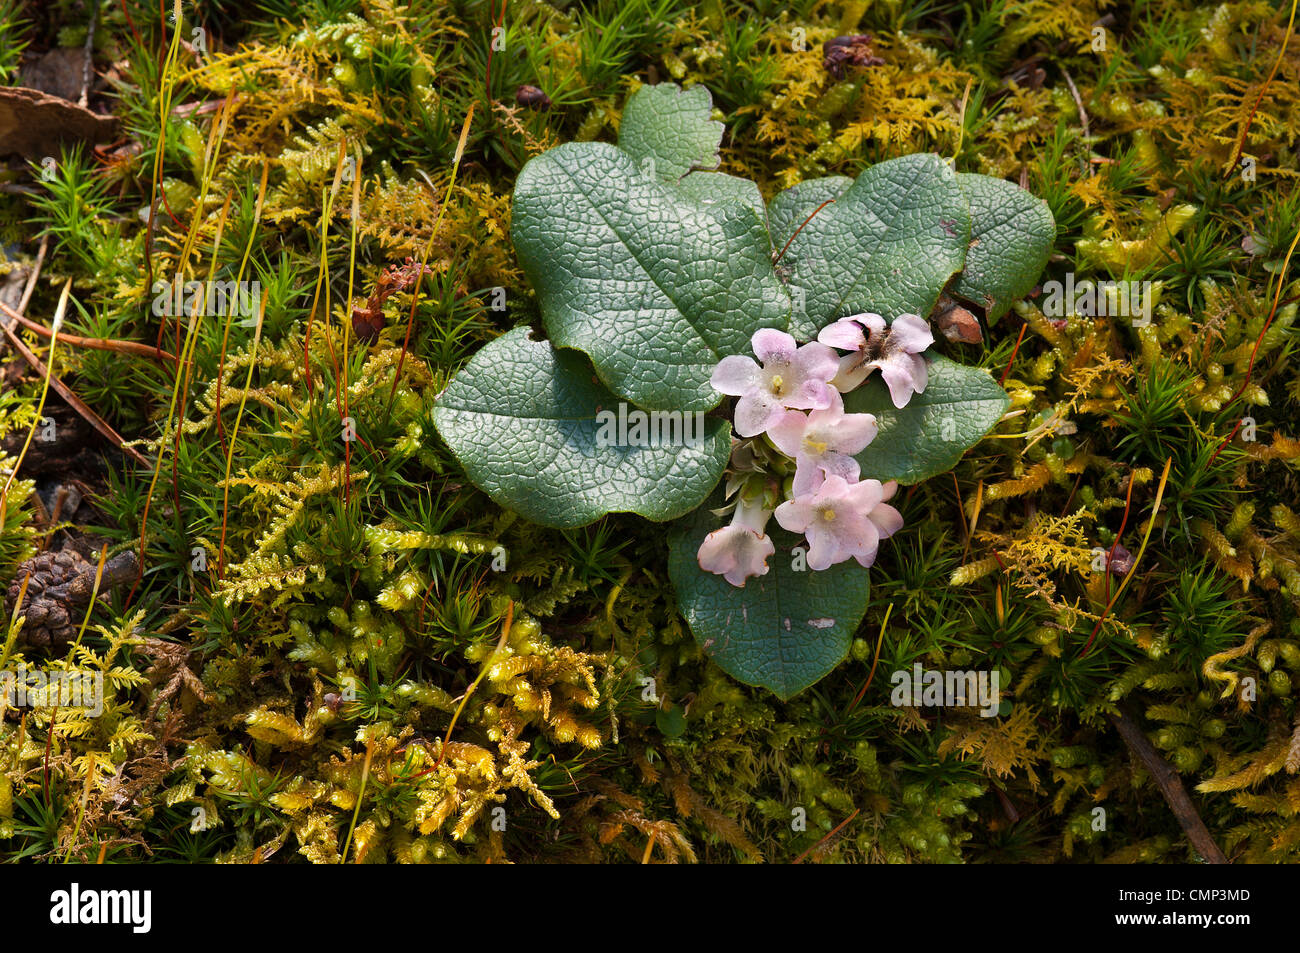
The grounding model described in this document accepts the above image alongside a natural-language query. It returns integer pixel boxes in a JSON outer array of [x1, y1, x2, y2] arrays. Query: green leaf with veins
[[432, 327, 731, 529], [620, 85, 762, 217], [511, 141, 790, 412], [673, 171, 767, 221], [668, 493, 871, 700], [767, 175, 851, 254], [844, 354, 1010, 485], [617, 83, 724, 183], [779, 154, 971, 340], [953, 173, 1056, 324]]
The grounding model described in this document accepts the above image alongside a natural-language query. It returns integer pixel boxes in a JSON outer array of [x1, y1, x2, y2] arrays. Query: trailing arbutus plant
[[434, 84, 1054, 699]]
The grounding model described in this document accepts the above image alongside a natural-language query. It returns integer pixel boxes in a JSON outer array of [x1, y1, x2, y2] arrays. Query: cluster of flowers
[[698, 313, 934, 587]]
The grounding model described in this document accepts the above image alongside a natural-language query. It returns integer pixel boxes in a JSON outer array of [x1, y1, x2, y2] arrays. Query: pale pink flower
[[767, 403, 879, 496], [774, 475, 904, 570], [711, 328, 840, 437], [818, 312, 933, 408], [697, 496, 777, 587]]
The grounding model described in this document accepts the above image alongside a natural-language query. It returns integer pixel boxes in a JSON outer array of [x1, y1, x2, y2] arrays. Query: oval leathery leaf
[[953, 172, 1056, 325], [433, 327, 731, 529], [668, 493, 871, 701], [511, 141, 790, 412], [844, 354, 1010, 485], [780, 154, 970, 340]]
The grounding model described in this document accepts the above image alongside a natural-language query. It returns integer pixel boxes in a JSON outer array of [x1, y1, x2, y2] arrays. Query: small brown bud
[[515, 85, 551, 110]]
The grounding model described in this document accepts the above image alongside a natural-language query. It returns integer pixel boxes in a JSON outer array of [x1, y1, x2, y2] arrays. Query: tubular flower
[[697, 495, 777, 587], [766, 402, 879, 496]]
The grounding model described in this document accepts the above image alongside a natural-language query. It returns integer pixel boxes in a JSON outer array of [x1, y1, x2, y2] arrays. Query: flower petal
[[830, 353, 871, 392], [887, 313, 934, 354], [817, 318, 867, 352], [728, 539, 774, 586], [789, 378, 837, 410], [851, 518, 883, 568], [711, 355, 761, 396], [697, 525, 774, 588], [828, 411, 878, 454], [791, 341, 841, 383], [774, 498, 815, 534], [790, 458, 829, 497], [868, 502, 904, 539], [856, 312, 887, 339], [804, 523, 844, 570], [909, 353, 929, 394], [843, 478, 882, 513], [697, 528, 739, 576], [733, 496, 774, 535], [877, 357, 919, 408], [766, 409, 809, 458], [751, 328, 797, 364], [733, 394, 782, 437], [821, 451, 860, 483]]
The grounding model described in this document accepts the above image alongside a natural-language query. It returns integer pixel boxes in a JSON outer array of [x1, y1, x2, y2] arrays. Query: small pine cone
[[4, 549, 138, 648]]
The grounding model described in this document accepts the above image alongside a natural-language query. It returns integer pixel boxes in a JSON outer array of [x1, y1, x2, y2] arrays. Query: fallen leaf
[[19, 48, 91, 102], [0, 86, 117, 160]]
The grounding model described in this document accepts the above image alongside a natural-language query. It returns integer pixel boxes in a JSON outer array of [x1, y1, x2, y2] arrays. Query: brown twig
[[792, 808, 860, 864], [0, 317, 151, 468], [1061, 67, 1090, 146], [16, 235, 49, 317], [0, 300, 179, 364], [1108, 706, 1229, 864], [79, 0, 100, 110]]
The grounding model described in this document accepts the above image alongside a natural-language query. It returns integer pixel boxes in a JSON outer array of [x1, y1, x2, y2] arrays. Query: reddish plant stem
[[999, 323, 1027, 386], [772, 199, 835, 266], [793, 808, 860, 864]]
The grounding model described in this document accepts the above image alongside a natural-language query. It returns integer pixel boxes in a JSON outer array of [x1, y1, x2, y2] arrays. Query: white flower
[[766, 402, 879, 496]]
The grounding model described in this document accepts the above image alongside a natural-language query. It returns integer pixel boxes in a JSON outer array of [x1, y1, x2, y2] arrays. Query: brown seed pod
[[350, 257, 435, 342]]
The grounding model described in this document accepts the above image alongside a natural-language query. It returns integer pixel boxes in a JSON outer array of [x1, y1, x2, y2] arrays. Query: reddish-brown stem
[[0, 321, 151, 467], [999, 323, 1027, 386], [1206, 417, 1244, 471], [1223, 0, 1297, 179], [772, 199, 835, 266], [1079, 471, 1138, 659], [1, 301, 179, 363], [484, 0, 509, 101], [792, 808, 860, 864]]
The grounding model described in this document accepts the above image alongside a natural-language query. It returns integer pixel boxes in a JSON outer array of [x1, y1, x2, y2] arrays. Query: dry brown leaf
[[0, 86, 117, 160]]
